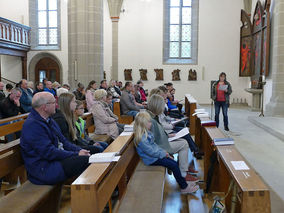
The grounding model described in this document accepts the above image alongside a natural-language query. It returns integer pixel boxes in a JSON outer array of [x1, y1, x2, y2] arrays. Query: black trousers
[[60, 155, 90, 179]]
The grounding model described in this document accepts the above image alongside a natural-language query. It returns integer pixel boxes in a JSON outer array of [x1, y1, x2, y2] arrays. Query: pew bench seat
[[0, 181, 62, 213], [117, 161, 165, 213]]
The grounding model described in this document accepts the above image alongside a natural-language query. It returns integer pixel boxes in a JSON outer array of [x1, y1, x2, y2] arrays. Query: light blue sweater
[[136, 132, 167, 165]]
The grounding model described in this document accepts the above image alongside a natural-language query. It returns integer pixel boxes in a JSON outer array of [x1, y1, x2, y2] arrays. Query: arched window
[[30, 0, 61, 50], [163, 0, 199, 64]]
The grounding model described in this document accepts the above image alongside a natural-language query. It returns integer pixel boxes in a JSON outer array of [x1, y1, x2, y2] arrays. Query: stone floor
[[202, 104, 284, 212]]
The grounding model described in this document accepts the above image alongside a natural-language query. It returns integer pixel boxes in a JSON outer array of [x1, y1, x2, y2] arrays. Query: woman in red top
[[212, 72, 232, 131]]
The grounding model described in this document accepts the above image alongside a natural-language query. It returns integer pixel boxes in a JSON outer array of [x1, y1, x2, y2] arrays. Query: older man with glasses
[[20, 92, 90, 185]]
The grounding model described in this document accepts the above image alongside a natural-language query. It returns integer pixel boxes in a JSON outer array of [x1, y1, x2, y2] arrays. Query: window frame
[[29, 0, 61, 50], [163, 0, 199, 64]]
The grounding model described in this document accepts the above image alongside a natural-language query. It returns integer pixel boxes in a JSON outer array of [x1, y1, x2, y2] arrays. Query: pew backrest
[[0, 113, 29, 137]]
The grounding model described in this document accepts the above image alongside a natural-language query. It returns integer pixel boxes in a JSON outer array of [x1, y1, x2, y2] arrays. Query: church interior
[[0, 0, 284, 212]]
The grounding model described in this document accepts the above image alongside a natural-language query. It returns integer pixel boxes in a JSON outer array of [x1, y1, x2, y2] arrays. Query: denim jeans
[[127, 110, 138, 117], [214, 101, 228, 128], [151, 158, 187, 189]]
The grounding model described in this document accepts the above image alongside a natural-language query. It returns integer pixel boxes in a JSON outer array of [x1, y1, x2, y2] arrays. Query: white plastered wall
[[0, 0, 69, 84], [104, 0, 252, 105]]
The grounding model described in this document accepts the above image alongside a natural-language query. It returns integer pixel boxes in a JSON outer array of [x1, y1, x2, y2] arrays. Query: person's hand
[[168, 133, 176, 138], [94, 142, 100, 146], [225, 89, 228, 92], [79, 149, 90, 156], [166, 153, 174, 159], [14, 99, 20, 107]]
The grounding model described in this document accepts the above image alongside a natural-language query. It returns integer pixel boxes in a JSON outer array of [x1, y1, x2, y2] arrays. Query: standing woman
[[212, 72, 232, 131]]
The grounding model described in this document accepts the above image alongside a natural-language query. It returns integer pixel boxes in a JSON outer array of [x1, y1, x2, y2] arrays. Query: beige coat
[[91, 101, 119, 139]]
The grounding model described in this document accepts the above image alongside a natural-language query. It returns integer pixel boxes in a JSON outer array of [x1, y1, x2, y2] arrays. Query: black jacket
[[0, 95, 25, 119], [52, 109, 90, 147]]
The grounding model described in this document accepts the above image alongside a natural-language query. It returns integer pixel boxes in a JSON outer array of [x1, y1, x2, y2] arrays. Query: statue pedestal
[[245, 88, 263, 111]]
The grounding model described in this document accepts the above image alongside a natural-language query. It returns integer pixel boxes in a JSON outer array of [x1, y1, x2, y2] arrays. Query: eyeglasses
[[46, 101, 56, 105]]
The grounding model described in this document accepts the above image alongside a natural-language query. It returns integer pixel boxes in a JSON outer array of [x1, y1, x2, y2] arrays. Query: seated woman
[[147, 94, 198, 182], [108, 80, 120, 99], [85, 80, 97, 111], [150, 88, 202, 160], [52, 92, 102, 154], [169, 88, 183, 112], [133, 112, 199, 194], [74, 100, 108, 152], [91, 89, 121, 139]]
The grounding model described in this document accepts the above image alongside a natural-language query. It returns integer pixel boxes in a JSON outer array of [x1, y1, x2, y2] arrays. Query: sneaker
[[187, 167, 199, 174], [184, 174, 199, 182], [181, 184, 199, 194], [225, 126, 229, 131]]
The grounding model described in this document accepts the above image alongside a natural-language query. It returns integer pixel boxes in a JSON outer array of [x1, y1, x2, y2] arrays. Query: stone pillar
[[68, 0, 103, 89], [265, 0, 284, 116], [107, 0, 123, 80]]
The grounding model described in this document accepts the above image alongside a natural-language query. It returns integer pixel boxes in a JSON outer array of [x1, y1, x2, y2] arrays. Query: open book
[[168, 127, 189, 142], [89, 152, 120, 163], [213, 138, 234, 146], [170, 116, 188, 125]]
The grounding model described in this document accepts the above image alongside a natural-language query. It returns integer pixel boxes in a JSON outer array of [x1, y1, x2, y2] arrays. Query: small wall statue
[[188, 69, 197, 81], [139, 69, 148, 81], [103, 71, 106, 80], [172, 69, 181, 81], [154, 69, 164, 80], [124, 69, 133, 81]]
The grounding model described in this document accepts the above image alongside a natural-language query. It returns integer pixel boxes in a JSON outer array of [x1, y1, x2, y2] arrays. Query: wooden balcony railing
[[0, 17, 31, 51]]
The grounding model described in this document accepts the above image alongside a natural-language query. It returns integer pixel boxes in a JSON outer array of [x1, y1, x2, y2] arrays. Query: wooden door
[[35, 57, 60, 83]]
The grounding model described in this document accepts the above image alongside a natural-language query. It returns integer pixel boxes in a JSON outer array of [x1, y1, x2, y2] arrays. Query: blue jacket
[[19, 88, 33, 112], [135, 132, 167, 165], [44, 88, 56, 96], [167, 98, 178, 110], [20, 108, 81, 185]]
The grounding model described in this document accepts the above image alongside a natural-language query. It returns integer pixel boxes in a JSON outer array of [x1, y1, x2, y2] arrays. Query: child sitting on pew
[[133, 111, 199, 194], [74, 100, 108, 152]]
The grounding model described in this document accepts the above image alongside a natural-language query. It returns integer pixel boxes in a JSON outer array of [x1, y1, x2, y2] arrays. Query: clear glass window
[[37, 0, 59, 46]]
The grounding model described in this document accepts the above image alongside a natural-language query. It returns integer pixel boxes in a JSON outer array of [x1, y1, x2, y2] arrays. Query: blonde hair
[[58, 93, 77, 140], [147, 94, 165, 115], [94, 89, 107, 100], [134, 112, 152, 146], [52, 81, 60, 89], [149, 88, 162, 97]]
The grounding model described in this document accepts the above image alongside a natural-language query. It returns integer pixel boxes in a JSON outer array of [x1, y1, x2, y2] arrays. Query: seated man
[[20, 92, 90, 185], [19, 79, 33, 112], [73, 82, 85, 100], [120, 82, 144, 117], [44, 81, 56, 96]]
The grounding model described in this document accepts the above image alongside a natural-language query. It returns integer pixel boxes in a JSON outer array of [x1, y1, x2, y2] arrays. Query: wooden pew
[[0, 140, 62, 213], [0, 113, 29, 143], [185, 94, 197, 135], [71, 134, 139, 213], [116, 161, 165, 213], [113, 101, 134, 124], [201, 126, 271, 212], [194, 115, 211, 151], [81, 112, 112, 143]]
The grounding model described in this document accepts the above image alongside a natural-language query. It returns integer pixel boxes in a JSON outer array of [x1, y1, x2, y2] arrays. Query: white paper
[[170, 117, 188, 125], [168, 127, 189, 142], [197, 113, 210, 118], [113, 156, 121, 162], [192, 112, 208, 116], [120, 131, 133, 136], [218, 85, 228, 91], [194, 109, 205, 113], [231, 161, 250, 170], [124, 124, 134, 132]]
